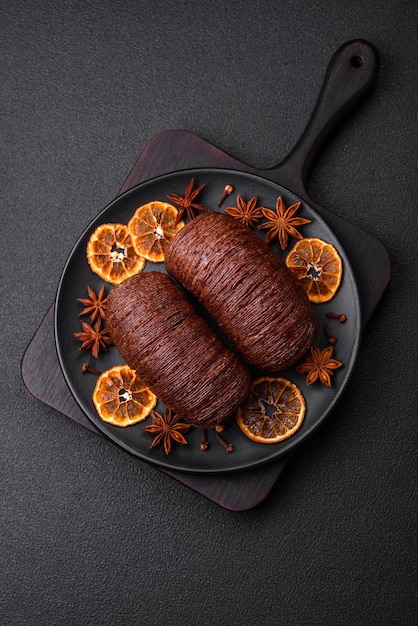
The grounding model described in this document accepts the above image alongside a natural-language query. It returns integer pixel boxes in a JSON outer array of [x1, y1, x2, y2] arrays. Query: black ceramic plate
[[55, 168, 361, 474]]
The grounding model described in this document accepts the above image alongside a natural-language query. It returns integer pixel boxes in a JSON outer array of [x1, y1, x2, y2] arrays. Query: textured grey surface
[[1, 1, 417, 624]]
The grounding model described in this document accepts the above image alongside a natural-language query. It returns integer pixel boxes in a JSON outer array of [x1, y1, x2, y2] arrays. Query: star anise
[[77, 285, 108, 322], [143, 407, 191, 455], [167, 177, 211, 223], [296, 344, 343, 387], [74, 318, 113, 359], [258, 196, 311, 249], [224, 195, 266, 229]]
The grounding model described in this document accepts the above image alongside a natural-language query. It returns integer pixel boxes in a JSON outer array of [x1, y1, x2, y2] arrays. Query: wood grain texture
[[21, 40, 390, 510], [21, 306, 286, 510]]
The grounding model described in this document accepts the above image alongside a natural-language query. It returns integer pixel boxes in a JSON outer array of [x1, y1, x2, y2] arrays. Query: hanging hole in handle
[[351, 55, 364, 68]]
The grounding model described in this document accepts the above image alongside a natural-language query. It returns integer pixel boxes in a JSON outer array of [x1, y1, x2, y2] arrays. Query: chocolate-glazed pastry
[[106, 271, 251, 428], [165, 212, 317, 371]]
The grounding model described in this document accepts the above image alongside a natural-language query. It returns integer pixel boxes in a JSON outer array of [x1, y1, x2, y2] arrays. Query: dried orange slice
[[87, 223, 145, 285], [128, 201, 184, 263], [285, 237, 343, 303], [92, 365, 157, 427], [237, 376, 305, 444]]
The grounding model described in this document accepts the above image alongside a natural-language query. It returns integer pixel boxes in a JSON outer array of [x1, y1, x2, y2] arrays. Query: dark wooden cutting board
[[21, 40, 391, 510]]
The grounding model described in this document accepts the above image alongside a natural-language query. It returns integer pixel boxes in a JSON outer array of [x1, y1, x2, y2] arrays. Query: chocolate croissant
[[165, 212, 317, 371], [106, 271, 251, 428]]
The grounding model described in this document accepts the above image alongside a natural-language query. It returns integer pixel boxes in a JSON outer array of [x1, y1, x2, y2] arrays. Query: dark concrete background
[[1, 1, 417, 624]]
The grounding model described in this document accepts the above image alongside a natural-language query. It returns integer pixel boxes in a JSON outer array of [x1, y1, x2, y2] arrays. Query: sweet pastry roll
[[106, 271, 251, 428], [165, 212, 317, 371]]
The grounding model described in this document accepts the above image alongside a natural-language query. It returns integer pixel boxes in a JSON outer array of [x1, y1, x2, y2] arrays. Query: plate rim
[[54, 166, 362, 474]]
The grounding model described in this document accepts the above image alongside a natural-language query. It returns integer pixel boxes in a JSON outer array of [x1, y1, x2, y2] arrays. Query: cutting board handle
[[264, 39, 379, 196]]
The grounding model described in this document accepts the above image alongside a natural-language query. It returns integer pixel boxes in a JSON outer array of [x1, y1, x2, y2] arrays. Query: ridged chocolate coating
[[165, 212, 317, 371], [106, 271, 251, 428]]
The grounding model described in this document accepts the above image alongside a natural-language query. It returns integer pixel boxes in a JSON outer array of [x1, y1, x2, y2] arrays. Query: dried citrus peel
[[86, 223, 145, 285], [92, 365, 157, 427], [285, 237, 343, 303], [237, 376, 305, 444], [128, 201, 184, 263]]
